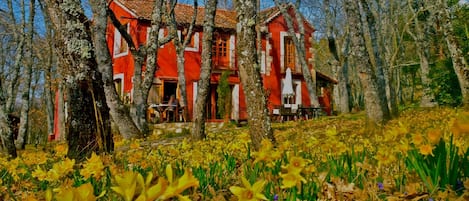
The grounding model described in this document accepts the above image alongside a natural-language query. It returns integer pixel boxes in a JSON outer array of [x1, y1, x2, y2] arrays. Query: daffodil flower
[[229, 177, 268, 201]]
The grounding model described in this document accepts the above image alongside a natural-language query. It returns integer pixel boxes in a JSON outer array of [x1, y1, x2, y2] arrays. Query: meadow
[[0, 107, 468, 201]]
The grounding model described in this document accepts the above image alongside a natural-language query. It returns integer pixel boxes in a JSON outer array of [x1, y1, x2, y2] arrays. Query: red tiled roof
[[114, 0, 238, 29], [114, 0, 287, 29]]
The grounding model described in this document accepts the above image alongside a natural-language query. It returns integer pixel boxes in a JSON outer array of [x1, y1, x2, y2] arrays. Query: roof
[[113, 0, 295, 30], [114, 0, 238, 29]]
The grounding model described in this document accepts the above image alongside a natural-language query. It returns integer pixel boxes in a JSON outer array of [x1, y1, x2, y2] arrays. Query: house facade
[[108, 0, 336, 121]]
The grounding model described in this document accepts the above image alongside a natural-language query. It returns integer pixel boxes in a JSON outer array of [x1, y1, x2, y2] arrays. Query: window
[[212, 34, 230, 68], [113, 24, 129, 58], [178, 30, 199, 52], [113, 73, 124, 100], [284, 36, 296, 72]]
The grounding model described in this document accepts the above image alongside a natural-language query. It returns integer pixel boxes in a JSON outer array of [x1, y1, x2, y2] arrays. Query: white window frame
[[261, 51, 266, 74], [294, 80, 302, 105], [177, 30, 200, 52], [280, 31, 300, 72], [113, 24, 129, 58]]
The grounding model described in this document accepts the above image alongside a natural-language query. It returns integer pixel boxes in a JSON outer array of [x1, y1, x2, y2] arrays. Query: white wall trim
[[280, 31, 287, 72], [177, 31, 199, 52], [113, 24, 129, 58], [193, 82, 198, 110], [294, 79, 301, 105], [261, 51, 266, 74], [232, 84, 239, 120], [229, 35, 235, 68], [113, 1, 138, 18]]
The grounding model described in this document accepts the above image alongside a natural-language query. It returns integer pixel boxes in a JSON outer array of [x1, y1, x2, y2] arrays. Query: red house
[[107, 0, 336, 122]]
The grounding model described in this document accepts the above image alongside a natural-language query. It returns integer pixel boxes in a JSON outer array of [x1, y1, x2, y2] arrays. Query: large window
[[212, 33, 230, 68], [113, 24, 129, 58], [284, 36, 296, 72]]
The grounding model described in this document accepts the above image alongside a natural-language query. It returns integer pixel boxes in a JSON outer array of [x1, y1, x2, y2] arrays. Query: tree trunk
[[360, 0, 391, 119], [192, 0, 217, 140], [38, 0, 57, 139], [16, 0, 36, 149], [437, 0, 469, 107], [324, 0, 350, 114], [234, 0, 275, 150], [6, 0, 24, 113], [90, 0, 141, 139], [169, 0, 198, 122], [0, 79, 16, 158], [107, 0, 173, 136], [406, 0, 436, 107], [344, 0, 390, 124], [274, 1, 320, 106], [45, 0, 113, 161]]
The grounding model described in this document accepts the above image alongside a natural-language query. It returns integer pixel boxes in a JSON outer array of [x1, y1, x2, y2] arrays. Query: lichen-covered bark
[[344, 0, 390, 124], [45, 0, 112, 161], [90, 0, 141, 139], [360, 0, 391, 119], [234, 0, 275, 150], [192, 0, 217, 140], [437, 0, 469, 107]]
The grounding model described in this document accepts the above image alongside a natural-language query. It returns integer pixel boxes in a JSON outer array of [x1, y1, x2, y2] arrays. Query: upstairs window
[[114, 24, 129, 58], [284, 36, 296, 72], [178, 30, 199, 52], [212, 33, 230, 68]]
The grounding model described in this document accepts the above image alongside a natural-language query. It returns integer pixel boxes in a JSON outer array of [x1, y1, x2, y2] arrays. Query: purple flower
[[429, 198, 434, 201], [273, 194, 279, 201], [377, 182, 384, 190]]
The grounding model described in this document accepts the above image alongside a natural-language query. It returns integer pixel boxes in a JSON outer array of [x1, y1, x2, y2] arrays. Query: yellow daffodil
[[52, 158, 75, 177], [136, 177, 168, 201], [283, 156, 309, 174], [419, 144, 434, 156], [161, 164, 199, 199], [111, 171, 139, 201], [280, 171, 307, 189], [411, 133, 425, 145], [54, 143, 68, 157], [427, 129, 442, 144], [229, 177, 268, 201], [31, 165, 47, 181], [54, 183, 98, 201], [80, 152, 105, 180]]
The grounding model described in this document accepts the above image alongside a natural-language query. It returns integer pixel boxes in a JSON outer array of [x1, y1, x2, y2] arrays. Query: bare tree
[[323, 0, 351, 114], [274, 0, 320, 107], [192, 0, 218, 140], [234, 0, 275, 150], [405, 0, 436, 107], [343, 0, 390, 124], [86, 1, 142, 140], [359, 0, 393, 118], [16, 0, 36, 149], [169, 0, 198, 122], [436, 0, 469, 107], [44, 0, 113, 161], [107, 0, 175, 137], [38, 0, 56, 139]]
